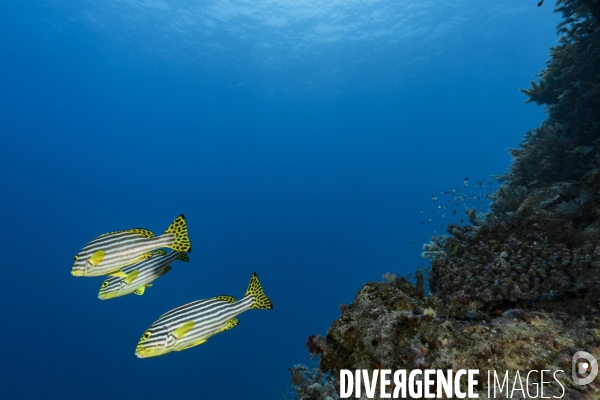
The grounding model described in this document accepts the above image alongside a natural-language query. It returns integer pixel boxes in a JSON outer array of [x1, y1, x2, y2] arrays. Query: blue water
[[0, 1, 560, 399]]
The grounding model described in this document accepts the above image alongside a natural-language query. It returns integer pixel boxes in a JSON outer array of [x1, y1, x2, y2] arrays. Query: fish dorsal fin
[[110, 271, 128, 278], [133, 286, 145, 295], [132, 253, 151, 263], [177, 252, 190, 262], [99, 228, 154, 238], [99, 230, 126, 238], [214, 295, 236, 303], [163, 215, 192, 253], [173, 321, 195, 340], [245, 272, 273, 310], [130, 228, 154, 238], [124, 270, 140, 285], [131, 249, 162, 264], [88, 250, 105, 266], [219, 318, 239, 333]]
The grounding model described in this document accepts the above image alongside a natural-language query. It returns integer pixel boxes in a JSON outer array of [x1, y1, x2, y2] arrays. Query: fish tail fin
[[245, 272, 273, 310], [176, 252, 190, 262], [164, 214, 192, 253]]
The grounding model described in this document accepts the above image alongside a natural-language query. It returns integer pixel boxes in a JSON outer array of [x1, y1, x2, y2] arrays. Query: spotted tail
[[245, 273, 273, 310], [164, 215, 192, 253], [177, 252, 190, 262]]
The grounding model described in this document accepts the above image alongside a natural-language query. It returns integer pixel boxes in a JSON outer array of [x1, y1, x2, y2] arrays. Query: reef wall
[[429, 0, 600, 316], [290, 0, 600, 398]]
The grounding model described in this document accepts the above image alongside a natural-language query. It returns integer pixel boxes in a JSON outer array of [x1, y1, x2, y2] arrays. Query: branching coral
[[421, 236, 447, 260]]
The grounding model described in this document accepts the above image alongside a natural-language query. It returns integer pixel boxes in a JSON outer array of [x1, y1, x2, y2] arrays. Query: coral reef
[[317, 280, 600, 398], [288, 364, 339, 400], [290, 0, 600, 398]]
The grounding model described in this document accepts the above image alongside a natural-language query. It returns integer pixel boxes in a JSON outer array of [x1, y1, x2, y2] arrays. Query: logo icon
[[572, 351, 598, 385]]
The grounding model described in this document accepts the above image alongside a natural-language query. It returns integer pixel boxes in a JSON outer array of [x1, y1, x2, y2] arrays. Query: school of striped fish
[[71, 214, 273, 358]]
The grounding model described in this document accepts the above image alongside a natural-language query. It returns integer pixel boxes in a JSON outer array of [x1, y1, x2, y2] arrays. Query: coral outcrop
[[315, 280, 599, 398]]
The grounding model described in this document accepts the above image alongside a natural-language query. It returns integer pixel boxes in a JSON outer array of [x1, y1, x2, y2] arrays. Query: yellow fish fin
[[99, 229, 126, 237], [214, 295, 236, 303], [133, 286, 146, 295], [123, 270, 140, 285], [183, 338, 206, 349], [245, 272, 273, 310], [88, 250, 106, 266], [130, 248, 164, 264], [173, 321, 195, 340], [129, 228, 154, 238], [99, 228, 154, 238], [219, 318, 239, 333], [177, 252, 190, 262], [163, 215, 192, 253], [130, 255, 148, 263], [110, 271, 128, 278], [133, 286, 146, 296]]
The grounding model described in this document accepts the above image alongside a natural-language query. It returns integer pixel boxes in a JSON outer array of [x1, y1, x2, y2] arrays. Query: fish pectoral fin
[[219, 318, 239, 333], [214, 295, 236, 303], [88, 250, 106, 266], [149, 249, 166, 256], [123, 270, 140, 285], [109, 271, 128, 278], [183, 339, 206, 350], [173, 321, 195, 340], [133, 286, 146, 295]]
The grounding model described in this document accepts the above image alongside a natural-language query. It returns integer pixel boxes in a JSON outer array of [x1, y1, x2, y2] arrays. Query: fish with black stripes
[[135, 272, 273, 358], [71, 214, 192, 277], [98, 250, 190, 300]]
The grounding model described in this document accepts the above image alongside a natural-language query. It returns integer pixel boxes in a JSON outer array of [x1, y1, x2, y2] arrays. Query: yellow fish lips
[[135, 345, 162, 358], [135, 346, 147, 358], [71, 269, 85, 277], [98, 291, 117, 300]]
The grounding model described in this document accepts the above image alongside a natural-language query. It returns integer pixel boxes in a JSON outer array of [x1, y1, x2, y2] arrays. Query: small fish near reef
[[135, 272, 273, 358], [71, 215, 192, 277], [98, 251, 190, 300]]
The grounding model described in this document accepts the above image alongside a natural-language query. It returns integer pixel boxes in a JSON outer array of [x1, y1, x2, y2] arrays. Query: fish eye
[[74, 255, 78, 262], [142, 331, 151, 341], [101, 281, 108, 288]]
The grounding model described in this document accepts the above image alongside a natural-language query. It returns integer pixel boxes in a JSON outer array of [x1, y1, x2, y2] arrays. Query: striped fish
[[71, 215, 192, 277], [98, 251, 189, 300], [135, 272, 273, 358]]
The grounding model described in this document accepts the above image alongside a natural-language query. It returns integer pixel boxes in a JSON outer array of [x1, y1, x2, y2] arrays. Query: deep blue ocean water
[[0, 1, 561, 399]]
